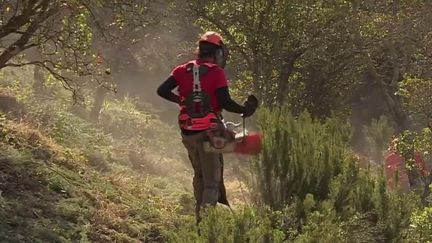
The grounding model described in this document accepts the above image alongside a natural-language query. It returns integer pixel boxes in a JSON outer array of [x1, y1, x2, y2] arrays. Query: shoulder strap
[[192, 64, 201, 92], [182, 62, 213, 119]]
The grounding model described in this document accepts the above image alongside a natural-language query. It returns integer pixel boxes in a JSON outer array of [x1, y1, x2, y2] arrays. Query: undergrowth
[[0, 67, 431, 242], [0, 67, 192, 242], [0, 114, 189, 242]]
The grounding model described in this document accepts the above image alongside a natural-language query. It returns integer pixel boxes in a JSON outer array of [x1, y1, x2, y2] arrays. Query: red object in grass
[[384, 151, 429, 191]]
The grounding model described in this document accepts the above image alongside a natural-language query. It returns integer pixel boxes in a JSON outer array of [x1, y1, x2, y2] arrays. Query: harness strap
[[192, 64, 201, 93], [179, 61, 220, 130]]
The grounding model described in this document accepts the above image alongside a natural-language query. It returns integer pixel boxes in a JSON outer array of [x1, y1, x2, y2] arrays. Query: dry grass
[[0, 119, 84, 169]]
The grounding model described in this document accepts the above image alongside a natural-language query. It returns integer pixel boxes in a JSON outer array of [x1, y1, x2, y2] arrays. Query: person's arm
[[157, 76, 180, 104], [213, 68, 258, 117], [216, 87, 245, 114]]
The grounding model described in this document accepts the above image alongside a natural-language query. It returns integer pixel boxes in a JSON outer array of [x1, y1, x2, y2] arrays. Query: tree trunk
[[32, 65, 46, 95], [275, 51, 302, 105], [90, 85, 107, 121]]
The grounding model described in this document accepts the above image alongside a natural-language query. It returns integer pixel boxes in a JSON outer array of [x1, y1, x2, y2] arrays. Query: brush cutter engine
[[203, 119, 261, 155]]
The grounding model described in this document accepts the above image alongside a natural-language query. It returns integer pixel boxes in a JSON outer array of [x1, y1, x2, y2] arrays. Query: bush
[[394, 129, 432, 195], [249, 107, 422, 242], [254, 108, 350, 208], [169, 207, 285, 243], [294, 209, 346, 243], [404, 206, 432, 242]]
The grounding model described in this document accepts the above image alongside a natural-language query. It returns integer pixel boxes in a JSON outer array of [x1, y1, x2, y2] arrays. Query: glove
[[242, 94, 259, 118]]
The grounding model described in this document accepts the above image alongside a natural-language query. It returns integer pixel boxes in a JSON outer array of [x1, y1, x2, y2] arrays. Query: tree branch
[[0, 0, 57, 68], [5, 60, 74, 92], [193, 4, 253, 69], [0, 0, 39, 39]]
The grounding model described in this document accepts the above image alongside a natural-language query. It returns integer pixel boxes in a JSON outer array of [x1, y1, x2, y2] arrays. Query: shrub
[[250, 107, 421, 242], [254, 108, 350, 208], [168, 207, 285, 243], [404, 206, 432, 242]]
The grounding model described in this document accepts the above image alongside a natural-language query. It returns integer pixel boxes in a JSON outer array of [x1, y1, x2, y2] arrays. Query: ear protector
[[215, 43, 228, 68]]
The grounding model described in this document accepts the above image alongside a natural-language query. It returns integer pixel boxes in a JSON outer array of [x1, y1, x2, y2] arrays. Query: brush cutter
[[203, 118, 262, 155]]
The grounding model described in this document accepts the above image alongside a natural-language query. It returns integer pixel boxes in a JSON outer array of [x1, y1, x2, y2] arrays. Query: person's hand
[[242, 94, 259, 118]]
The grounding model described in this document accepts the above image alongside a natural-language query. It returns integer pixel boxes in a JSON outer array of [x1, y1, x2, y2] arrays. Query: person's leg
[[182, 133, 205, 223], [198, 146, 222, 206], [218, 154, 229, 206], [191, 159, 204, 223], [182, 132, 224, 221]]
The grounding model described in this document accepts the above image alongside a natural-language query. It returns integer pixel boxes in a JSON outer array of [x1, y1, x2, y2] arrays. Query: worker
[[157, 31, 258, 223]]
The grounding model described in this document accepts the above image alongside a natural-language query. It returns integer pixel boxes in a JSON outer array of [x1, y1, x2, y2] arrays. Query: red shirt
[[171, 59, 228, 113]]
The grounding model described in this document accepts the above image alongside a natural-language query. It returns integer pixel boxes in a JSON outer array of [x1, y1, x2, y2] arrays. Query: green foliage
[[192, 0, 432, 135], [248, 107, 422, 242], [169, 185, 420, 242], [398, 77, 432, 124], [394, 129, 432, 178], [193, 0, 355, 111], [0, 70, 192, 241], [404, 206, 432, 242], [294, 209, 346, 243], [0, 71, 429, 243], [0, 0, 161, 96], [169, 207, 285, 243], [328, 154, 376, 218], [30, 104, 110, 149], [0, 123, 181, 242], [381, 192, 421, 242], [254, 108, 351, 208]]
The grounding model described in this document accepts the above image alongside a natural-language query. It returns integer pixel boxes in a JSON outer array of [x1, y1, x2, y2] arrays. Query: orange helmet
[[199, 31, 224, 46], [197, 31, 228, 68]]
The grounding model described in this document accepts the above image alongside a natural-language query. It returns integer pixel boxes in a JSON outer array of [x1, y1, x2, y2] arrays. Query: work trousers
[[181, 131, 229, 223]]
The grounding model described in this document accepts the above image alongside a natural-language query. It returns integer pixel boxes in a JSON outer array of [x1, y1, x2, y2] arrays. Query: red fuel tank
[[233, 132, 262, 155]]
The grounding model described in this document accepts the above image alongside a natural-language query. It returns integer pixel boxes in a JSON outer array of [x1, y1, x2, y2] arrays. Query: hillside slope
[[0, 65, 252, 242], [0, 88, 195, 242], [0, 118, 182, 242]]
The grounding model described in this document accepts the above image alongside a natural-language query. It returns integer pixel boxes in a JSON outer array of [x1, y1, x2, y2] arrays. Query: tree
[[398, 77, 432, 126], [190, 0, 432, 128], [191, 0, 354, 109], [349, 0, 432, 131], [0, 0, 159, 97]]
